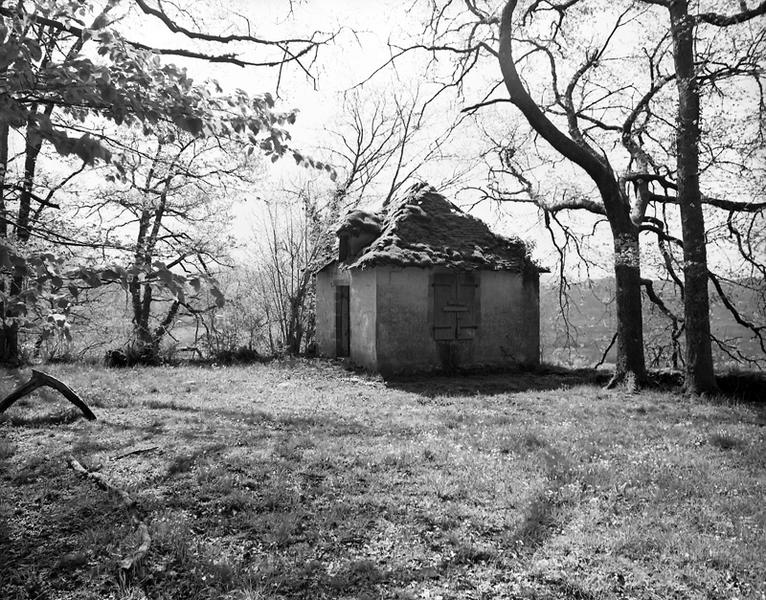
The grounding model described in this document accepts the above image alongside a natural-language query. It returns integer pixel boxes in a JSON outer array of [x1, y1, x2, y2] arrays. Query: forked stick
[[67, 457, 151, 570], [0, 369, 96, 420]]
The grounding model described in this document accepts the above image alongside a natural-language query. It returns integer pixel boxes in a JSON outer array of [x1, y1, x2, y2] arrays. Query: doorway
[[335, 285, 350, 357]]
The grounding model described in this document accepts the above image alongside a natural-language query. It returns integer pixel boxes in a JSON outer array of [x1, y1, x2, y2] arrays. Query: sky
[[111, 0, 764, 281], [125, 0, 581, 272]]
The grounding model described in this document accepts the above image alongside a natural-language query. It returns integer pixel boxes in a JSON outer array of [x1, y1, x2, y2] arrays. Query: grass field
[[1, 362, 764, 599]]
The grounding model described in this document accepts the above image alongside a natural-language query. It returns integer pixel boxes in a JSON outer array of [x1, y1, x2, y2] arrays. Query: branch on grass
[[67, 457, 151, 570], [594, 331, 617, 369], [0, 370, 96, 420], [114, 446, 159, 460]]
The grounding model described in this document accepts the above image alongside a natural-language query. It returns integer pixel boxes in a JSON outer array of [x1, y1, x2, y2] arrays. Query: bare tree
[[69, 130, 250, 361], [496, 1, 651, 387], [250, 188, 327, 355], [324, 88, 474, 211], [651, 0, 766, 391]]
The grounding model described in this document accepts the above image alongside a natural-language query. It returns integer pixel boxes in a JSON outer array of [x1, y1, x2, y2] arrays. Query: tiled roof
[[314, 182, 543, 272]]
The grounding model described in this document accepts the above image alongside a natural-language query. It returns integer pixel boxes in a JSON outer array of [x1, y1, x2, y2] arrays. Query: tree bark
[[668, 0, 717, 394], [16, 109, 45, 243], [0, 322, 19, 365], [0, 118, 8, 239], [610, 228, 646, 389], [0, 119, 17, 364]]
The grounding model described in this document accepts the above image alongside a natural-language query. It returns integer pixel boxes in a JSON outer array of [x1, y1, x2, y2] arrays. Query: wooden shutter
[[432, 271, 480, 341], [456, 272, 478, 340], [432, 273, 456, 340]]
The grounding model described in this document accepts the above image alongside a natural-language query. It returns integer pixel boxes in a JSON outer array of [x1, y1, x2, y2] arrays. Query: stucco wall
[[375, 267, 540, 373], [317, 264, 540, 373], [474, 270, 538, 366], [314, 265, 352, 358], [349, 269, 377, 370], [374, 267, 438, 374], [522, 270, 541, 364], [315, 268, 335, 357], [315, 265, 377, 369]]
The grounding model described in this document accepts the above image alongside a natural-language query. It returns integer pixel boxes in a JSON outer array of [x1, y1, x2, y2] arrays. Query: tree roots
[[606, 370, 641, 392]]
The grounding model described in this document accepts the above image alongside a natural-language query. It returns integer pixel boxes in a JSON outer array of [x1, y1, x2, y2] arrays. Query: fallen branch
[[114, 446, 159, 461], [67, 457, 150, 570], [0, 370, 96, 420]]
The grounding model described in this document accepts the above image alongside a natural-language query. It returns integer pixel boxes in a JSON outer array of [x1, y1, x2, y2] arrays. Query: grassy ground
[[1, 362, 764, 600]]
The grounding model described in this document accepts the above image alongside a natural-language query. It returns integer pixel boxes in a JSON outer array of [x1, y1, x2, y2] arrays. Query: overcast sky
[[121, 1, 669, 279], [169, 2, 575, 267]]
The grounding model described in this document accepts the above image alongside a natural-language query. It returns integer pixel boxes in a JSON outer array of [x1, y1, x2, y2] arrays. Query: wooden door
[[335, 285, 350, 357], [432, 272, 479, 341]]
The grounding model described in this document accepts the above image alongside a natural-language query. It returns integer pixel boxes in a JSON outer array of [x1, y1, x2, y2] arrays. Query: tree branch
[[696, 1, 766, 26]]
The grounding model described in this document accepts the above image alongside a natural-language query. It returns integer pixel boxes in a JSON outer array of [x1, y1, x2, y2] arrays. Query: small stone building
[[313, 183, 544, 374]]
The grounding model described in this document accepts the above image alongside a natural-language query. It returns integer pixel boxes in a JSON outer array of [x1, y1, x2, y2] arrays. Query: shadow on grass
[[0, 409, 83, 428], [508, 444, 577, 555], [651, 369, 766, 423], [166, 443, 228, 477], [136, 399, 371, 436], [92, 406, 372, 441], [386, 365, 766, 406], [716, 371, 766, 405], [384, 365, 610, 398], [0, 470, 126, 599]]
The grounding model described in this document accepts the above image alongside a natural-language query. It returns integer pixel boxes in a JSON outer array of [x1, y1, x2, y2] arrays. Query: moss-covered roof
[[314, 182, 543, 272], [336, 209, 383, 236]]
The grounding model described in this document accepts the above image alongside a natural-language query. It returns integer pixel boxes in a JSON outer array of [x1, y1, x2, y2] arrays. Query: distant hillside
[[540, 277, 765, 370]]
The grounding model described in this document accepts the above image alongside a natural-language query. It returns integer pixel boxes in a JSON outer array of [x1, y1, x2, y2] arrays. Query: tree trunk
[[1, 110, 47, 365], [0, 119, 8, 239], [0, 120, 16, 364], [669, 0, 717, 394], [16, 110, 44, 243], [610, 228, 647, 388], [598, 180, 648, 388], [499, 0, 647, 388], [0, 322, 19, 365], [150, 299, 180, 356]]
